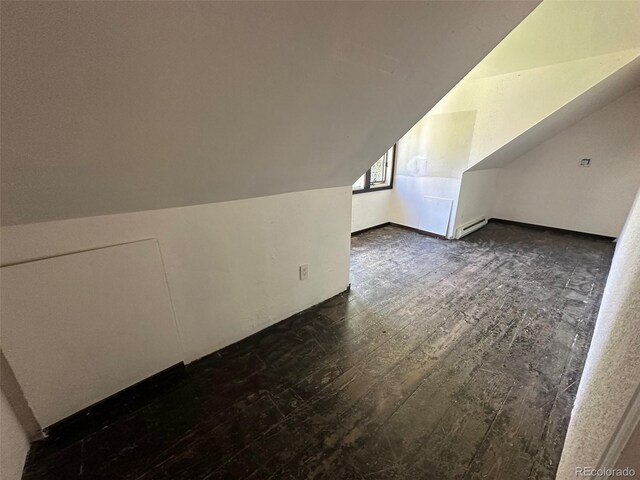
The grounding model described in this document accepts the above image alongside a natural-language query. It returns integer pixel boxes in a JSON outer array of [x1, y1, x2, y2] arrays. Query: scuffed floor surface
[[22, 223, 614, 480]]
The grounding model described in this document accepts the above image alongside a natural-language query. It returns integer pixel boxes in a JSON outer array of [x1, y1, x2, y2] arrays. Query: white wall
[[1, 390, 30, 480], [1, 187, 351, 364], [390, 176, 460, 238], [557, 188, 640, 477], [454, 169, 500, 230], [2, 240, 183, 427], [492, 87, 640, 237], [389, 110, 474, 237], [351, 190, 391, 233]]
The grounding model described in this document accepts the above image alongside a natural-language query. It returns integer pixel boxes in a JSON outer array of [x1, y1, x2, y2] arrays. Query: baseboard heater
[[455, 217, 488, 239]]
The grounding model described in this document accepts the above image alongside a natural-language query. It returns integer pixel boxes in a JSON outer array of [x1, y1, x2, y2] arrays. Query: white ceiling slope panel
[[1, 1, 538, 225], [468, 56, 640, 171]]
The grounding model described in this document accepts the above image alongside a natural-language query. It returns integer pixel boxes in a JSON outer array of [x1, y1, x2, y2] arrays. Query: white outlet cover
[[299, 264, 309, 280]]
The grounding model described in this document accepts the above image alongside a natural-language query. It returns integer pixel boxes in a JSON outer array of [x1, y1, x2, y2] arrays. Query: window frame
[[352, 144, 397, 195]]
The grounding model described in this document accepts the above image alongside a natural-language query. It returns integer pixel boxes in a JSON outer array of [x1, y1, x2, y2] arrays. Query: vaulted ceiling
[[1, 1, 538, 225]]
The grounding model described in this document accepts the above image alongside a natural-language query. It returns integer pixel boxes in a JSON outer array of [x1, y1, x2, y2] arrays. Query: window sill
[[352, 185, 393, 195]]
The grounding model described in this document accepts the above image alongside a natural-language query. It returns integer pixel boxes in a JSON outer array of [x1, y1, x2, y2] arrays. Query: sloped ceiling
[[393, 0, 640, 181], [468, 0, 640, 79], [458, 0, 640, 172], [0, 1, 538, 225], [468, 56, 640, 171]]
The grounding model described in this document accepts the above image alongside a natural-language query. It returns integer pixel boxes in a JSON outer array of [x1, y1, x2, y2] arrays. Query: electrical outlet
[[299, 264, 309, 280]]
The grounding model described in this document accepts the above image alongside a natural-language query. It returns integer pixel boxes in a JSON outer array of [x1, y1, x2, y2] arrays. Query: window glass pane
[[370, 153, 387, 185], [352, 144, 395, 194], [352, 174, 365, 190]]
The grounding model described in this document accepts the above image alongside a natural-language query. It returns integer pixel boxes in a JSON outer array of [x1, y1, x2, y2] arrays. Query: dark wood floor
[[22, 222, 614, 480]]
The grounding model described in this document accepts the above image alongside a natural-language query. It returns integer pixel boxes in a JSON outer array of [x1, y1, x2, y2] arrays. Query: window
[[353, 144, 396, 194]]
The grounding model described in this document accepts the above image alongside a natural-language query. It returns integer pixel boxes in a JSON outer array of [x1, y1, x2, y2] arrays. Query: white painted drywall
[[0, 390, 29, 480], [0, 1, 538, 226], [418, 197, 453, 237], [557, 188, 640, 478], [1, 240, 183, 427], [1, 188, 352, 366], [454, 169, 500, 230], [388, 109, 474, 237], [390, 176, 460, 238], [351, 190, 391, 233], [492, 87, 640, 237]]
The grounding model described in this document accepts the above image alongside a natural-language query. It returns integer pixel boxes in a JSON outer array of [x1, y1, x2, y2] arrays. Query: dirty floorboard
[[22, 222, 614, 480]]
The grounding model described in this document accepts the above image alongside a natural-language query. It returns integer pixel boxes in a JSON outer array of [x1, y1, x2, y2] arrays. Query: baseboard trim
[[490, 218, 616, 241], [351, 222, 391, 235], [390, 222, 448, 240], [351, 221, 449, 239], [350, 218, 612, 242], [41, 362, 186, 445]]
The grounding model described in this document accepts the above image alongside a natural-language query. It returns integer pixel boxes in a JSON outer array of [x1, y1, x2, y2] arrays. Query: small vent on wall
[[455, 217, 488, 239]]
